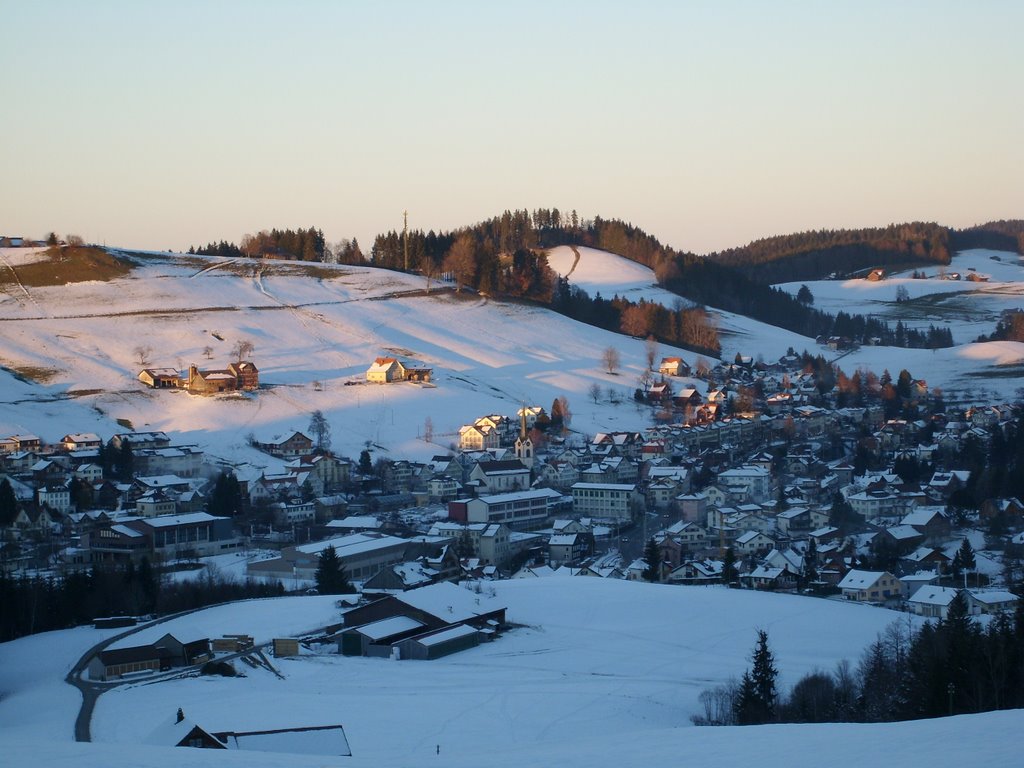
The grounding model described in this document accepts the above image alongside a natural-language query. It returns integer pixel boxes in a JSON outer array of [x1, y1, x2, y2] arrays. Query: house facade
[[837, 569, 901, 602]]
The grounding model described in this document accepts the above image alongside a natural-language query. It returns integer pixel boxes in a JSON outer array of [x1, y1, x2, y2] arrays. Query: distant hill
[[706, 223, 953, 284], [951, 219, 1024, 255]]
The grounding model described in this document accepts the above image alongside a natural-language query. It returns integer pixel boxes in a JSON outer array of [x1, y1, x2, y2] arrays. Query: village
[[3, 338, 1023, 651]]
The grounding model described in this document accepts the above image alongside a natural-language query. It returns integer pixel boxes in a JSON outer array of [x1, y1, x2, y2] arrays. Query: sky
[[2, 1, 1022, 255]]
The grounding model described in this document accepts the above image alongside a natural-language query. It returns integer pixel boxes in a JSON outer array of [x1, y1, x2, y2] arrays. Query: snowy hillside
[[0, 249, 702, 468], [776, 249, 1024, 343], [3, 578, 1020, 766]]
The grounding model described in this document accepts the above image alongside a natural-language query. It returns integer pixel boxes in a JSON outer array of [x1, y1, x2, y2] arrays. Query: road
[[65, 606, 226, 742], [603, 511, 674, 562]]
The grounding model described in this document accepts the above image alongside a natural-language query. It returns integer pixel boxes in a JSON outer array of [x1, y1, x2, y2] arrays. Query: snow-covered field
[[775, 249, 1024, 343], [1, 578, 1019, 767]]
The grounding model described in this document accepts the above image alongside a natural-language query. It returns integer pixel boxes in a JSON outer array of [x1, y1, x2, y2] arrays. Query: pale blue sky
[[2, 1, 1021, 254]]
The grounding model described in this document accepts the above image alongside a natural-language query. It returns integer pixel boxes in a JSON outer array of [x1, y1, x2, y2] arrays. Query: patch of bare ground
[[0, 246, 133, 288], [0, 361, 62, 384]]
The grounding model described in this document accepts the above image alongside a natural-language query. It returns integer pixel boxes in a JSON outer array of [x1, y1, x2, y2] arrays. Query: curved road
[[65, 607, 216, 742], [66, 607, 296, 742]]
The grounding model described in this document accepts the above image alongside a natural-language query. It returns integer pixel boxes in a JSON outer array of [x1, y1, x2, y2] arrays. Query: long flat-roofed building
[[447, 488, 566, 531], [570, 483, 641, 522]]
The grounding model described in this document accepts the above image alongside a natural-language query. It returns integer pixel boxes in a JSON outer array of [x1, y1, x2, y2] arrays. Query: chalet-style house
[[253, 430, 314, 458], [138, 362, 259, 394]]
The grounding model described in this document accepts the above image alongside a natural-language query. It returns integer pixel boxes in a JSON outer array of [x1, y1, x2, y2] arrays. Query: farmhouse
[[366, 356, 433, 384], [138, 362, 258, 393], [366, 357, 405, 383]]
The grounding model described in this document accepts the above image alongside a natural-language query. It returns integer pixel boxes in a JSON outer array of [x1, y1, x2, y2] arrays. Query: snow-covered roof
[[221, 725, 351, 757], [394, 581, 499, 623], [296, 533, 407, 557], [900, 507, 947, 527], [325, 516, 381, 530], [352, 615, 424, 641], [140, 512, 221, 528], [549, 534, 579, 546], [968, 590, 1019, 606], [414, 623, 479, 647], [837, 569, 893, 590], [908, 586, 959, 607]]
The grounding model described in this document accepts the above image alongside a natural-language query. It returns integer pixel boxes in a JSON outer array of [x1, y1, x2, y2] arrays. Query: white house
[[837, 569, 901, 602], [907, 585, 960, 619]]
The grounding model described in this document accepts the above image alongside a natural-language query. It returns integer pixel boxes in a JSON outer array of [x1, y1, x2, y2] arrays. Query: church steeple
[[515, 404, 535, 469]]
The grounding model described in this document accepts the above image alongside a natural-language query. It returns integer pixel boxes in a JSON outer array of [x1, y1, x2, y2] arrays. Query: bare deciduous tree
[[134, 345, 152, 366], [601, 346, 621, 374], [645, 335, 659, 371], [556, 395, 572, 429], [231, 339, 255, 362], [442, 234, 477, 293], [588, 382, 602, 404], [202, 345, 214, 359]]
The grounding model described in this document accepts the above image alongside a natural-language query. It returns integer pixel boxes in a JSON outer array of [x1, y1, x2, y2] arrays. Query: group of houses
[[5, 335, 1024, 637], [139, 361, 259, 394]]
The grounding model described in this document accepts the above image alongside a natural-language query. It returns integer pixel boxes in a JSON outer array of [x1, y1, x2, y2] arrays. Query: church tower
[[514, 405, 535, 469]]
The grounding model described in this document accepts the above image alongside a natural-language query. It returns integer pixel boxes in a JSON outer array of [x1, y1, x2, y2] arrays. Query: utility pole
[[403, 210, 409, 272]]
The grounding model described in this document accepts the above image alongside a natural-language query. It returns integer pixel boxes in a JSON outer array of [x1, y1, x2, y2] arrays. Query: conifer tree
[[734, 630, 778, 724], [0, 478, 18, 527], [722, 546, 738, 587], [952, 539, 976, 579], [358, 449, 373, 476], [208, 471, 242, 517], [751, 629, 779, 720], [115, 442, 134, 482], [314, 545, 354, 594], [643, 538, 661, 582]]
